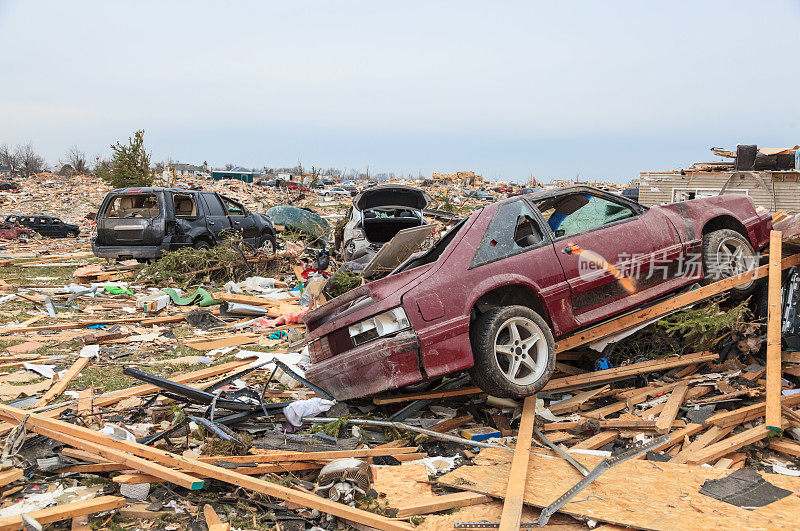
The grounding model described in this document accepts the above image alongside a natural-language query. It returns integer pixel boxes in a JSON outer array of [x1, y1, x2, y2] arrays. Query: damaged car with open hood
[[304, 186, 772, 401]]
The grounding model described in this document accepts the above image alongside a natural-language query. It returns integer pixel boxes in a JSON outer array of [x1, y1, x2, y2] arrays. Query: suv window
[[172, 193, 197, 217], [103, 194, 160, 219], [471, 200, 545, 268], [201, 193, 226, 216], [536, 194, 635, 238], [221, 196, 244, 216]]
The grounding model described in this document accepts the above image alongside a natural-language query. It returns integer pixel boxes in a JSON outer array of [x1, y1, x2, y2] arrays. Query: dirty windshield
[[102, 194, 160, 219]]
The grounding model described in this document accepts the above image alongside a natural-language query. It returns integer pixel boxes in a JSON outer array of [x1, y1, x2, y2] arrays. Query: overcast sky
[[1, 1, 799, 183]]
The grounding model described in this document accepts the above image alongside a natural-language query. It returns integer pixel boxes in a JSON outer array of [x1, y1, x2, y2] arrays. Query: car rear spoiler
[[303, 284, 373, 332]]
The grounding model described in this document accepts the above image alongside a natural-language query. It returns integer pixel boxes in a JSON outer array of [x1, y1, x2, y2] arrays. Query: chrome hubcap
[[262, 240, 274, 253], [493, 317, 547, 385]]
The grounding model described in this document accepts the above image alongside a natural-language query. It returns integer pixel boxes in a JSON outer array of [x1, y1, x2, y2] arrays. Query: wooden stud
[[767, 231, 784, 431], [498, 394, 536, 531], [687, 425, 775, 465], [670, 426, 734, 464], [0, 496, 125, 531], [654, 385, 689, 434], [33, 357, 90, 409], [571, 431, 619, 450], [769, 439, 800, 458], [707, 394, 800, 428], [204, 504, 231, 531], [373, 387, 482, 405], [548, 386, 609, 415]]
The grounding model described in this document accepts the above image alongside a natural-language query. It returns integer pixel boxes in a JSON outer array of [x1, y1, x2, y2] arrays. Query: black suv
[[5, 215, 80, 238], [91, 187, 276, 260]]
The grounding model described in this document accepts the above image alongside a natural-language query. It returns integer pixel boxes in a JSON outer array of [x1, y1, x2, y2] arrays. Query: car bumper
[[91, 240, 170, 259], [305, 331, 424, 401]]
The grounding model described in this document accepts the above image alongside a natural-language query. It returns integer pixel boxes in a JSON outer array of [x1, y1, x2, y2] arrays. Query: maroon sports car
[[303, 186, 772, 400]]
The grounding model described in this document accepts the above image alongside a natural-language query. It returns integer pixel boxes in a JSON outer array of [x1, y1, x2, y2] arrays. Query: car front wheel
[[260, 234, 276, 254], [701, 229, 758, 297], [469, 305, 556, 398]]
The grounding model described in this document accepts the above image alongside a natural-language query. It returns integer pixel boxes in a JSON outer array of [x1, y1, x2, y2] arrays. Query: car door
[[219, 195, 258, 244], [535, 191, 681, 325], [199, 192, 232, 241]]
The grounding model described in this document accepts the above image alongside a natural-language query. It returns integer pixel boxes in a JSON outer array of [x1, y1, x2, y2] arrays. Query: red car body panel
[[304, 187, 772, 401]]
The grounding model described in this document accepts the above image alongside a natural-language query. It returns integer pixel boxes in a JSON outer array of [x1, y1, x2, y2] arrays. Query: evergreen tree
[[97, 130, 154, 188]]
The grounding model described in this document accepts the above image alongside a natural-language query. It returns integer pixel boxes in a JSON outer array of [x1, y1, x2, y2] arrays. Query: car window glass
[[471, 200, 545, 267], [202, 194, 226, 216], [52, 219, 62, 224], [172, 193, 197, 217], [536, 194, 635, 237], [103, 194, 160, 219], [221, 197, 244, 216]]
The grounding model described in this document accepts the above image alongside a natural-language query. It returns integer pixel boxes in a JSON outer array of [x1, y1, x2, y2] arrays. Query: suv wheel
[[701, 229, 758, 297], [469, 305, 556, 398], [193, 240, 211, 250], [66, 231, 77, 238]]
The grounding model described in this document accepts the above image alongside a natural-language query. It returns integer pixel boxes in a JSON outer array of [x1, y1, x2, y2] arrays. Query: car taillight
[[308, 336, 333, 362]]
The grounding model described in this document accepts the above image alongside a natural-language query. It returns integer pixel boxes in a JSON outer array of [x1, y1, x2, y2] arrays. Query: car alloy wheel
[[492, 316, 548, 386], [261, 238, 275, 254], [714, 236, 751, 278]]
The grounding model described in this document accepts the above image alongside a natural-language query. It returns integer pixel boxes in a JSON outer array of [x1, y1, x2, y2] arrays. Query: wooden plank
[[0, 496, 126, 531], [571, 431, 618, 450], [373, 387, 482, 405], [548, 386, 609, 415], [204, 504, 231, 531], [555, 252, 800, 353], [543, 352, 716, 392], [216, 446, 421, 462], [0, 468, 22, 488], [654, 385, 689, 434], [686, 425, 775, 465], [766, 231, 783, 431], [648, 423, 705, 453], [544, 419, 683, 431], [440, 447, 800, 530], [498, 394, 536, 531], [183, 334, 260, 351], [394, 491, 492, 518], [670, 426, 735, 464], [0, 406, 413, 531], [707, 394, 800, 428], [769, 439, 800, 458], [33, 357, 90, 408], [429, 415, 474, 433], [210, 292, 283, 307]]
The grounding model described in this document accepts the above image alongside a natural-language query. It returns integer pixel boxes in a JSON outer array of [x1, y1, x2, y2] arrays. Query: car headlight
[[348, 307, 410, 346]]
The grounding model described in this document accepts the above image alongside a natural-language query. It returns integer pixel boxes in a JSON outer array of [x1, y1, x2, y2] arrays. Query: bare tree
[[0, 144, 19, 169], [66, 145, 89, 174], [15, 143, 47, 177]]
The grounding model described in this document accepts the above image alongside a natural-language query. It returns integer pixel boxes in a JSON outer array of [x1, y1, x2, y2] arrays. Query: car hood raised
[[354, 185, 431, 211]]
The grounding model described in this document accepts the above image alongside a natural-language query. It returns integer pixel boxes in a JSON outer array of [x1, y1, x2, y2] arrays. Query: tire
[[260, 234, 276, 254], [701, 229, 758, 297], [66, 231, 77, 238], [469, 305, 556, 398], [193, 240, 211, 250]]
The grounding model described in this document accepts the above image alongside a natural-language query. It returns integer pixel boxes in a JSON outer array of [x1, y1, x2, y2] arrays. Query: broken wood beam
[[766, 230, 784, 432], [33, 356, 90, 409], [373, 387, 482, 405], [543, 352, 716, 392], [670, 425, 735, 464], [686, 425, 776, 465], [707, 394, 800, 428], [769, 439, 800, 458], [548, 386, 609, 415], [0, 496, 125, 531], [498, 394, 536, 531], [570, 431, 618, 450], [654, 385, 689, 434], [555, 252, 800, 353], [394, 491, 492, 518]]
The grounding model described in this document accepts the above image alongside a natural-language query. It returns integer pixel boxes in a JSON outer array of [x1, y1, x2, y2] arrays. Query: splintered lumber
[[183, 333, 260, 350], [33, 357, 90, 408], [555, 252, 800, 353], [686, 425, 776, 465], [654, 385, 689, 434], [707, 393, 800, 428], [542, 352, 716, 392], [373, 386, 482, 405], [204, 504, 231, 531], [571, 431, 618, 450], [549, 386, 609, 415], [394, 491, 492, 517], [0, 406, 413, 530], [210, 292, 283, 306], [648, 423, 705, 453], [429, 415, 474, 433], [769, 438, 800, 458], [498, 395, 536, 531], [766, 231, 783, 431], [0, 468, 22, 488], [213, 446, 421, 462], [438, 447, 800, 530], [0, 495, 126, 531], [544, 419, 683, 431], [670, 426, 735, 464]]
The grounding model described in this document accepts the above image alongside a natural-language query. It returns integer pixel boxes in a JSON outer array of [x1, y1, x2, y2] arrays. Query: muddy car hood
[[354, 185, 431, 211]]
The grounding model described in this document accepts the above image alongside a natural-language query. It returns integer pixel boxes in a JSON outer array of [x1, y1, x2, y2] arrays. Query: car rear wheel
[[469, 305, 556, 398], [193, 240, 211, 250], [701, 229, 758, 297], [260, 234, 276, 254]]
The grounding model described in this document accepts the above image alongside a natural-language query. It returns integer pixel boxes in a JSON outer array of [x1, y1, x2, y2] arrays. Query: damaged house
[[638, 145, 800, 212]]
